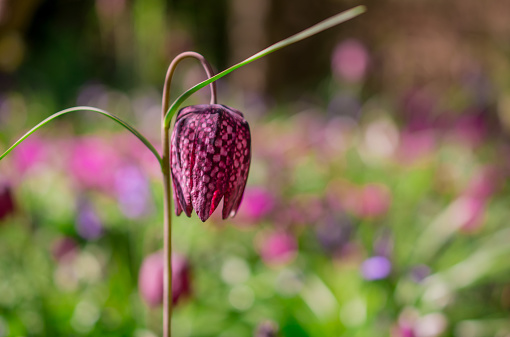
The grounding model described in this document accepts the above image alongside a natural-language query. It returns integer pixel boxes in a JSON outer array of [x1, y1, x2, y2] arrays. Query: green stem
[[0, 106, 162, 166], [163, 5, 366, 128], [160, 51, 216, 337]]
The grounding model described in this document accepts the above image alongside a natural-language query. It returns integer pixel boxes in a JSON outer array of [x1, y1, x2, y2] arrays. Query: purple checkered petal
[[170, 104, 251, 222]]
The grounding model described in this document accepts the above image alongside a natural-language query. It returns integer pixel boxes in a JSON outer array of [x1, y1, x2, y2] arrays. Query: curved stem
[[0, 106, 162, 166], [161, 51, 217, 121], [160, 51, 217, 337], [163, 5, 366, 128]]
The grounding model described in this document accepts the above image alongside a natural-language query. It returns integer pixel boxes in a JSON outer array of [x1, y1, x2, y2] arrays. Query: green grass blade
[[0, 106, 162, 166], [164, 5, 366, 128]]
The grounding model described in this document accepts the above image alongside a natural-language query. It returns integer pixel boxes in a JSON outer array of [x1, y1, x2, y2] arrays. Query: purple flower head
[[361, 256, 391, 280], [76, 199, 103, 240], [171, 104, 251, 222]]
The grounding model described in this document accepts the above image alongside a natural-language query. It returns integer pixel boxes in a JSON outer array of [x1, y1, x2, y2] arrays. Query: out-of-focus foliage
[[1, 0, 510, 337]]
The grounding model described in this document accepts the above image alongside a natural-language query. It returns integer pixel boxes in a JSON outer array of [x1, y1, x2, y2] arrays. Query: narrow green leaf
[[0, 106, 162, 166], [164, 5, 366, 128]]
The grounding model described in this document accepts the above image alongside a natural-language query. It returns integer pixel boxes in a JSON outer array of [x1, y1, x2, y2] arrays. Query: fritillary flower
[[171, 104, 251, 222]]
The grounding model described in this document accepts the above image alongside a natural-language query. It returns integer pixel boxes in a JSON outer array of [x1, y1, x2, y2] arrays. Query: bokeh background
[[1, 0, 510, 336]]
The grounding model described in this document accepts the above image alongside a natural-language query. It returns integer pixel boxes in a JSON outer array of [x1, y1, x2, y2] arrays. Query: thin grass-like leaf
[[0, 106, 162, 166], [163, 5, 366, 128]]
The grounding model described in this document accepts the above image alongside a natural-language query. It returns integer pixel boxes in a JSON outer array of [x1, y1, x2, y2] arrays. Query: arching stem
[[161, 52, 216, 337]]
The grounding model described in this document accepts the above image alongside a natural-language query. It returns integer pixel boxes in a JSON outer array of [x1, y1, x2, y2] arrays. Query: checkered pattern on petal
[[222, 106, 251, 219], [171, 108, 200, 216], [170, 104, 251, 222]]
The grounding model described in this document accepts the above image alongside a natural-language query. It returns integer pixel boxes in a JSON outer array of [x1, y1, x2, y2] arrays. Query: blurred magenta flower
[[361, 256, 391, 280], [114, 164, 152, 218], [12, 136, 47, 174], [70, 137, 121, 191], [450, 110, 487, 147], [0, 183, 14, 221], [171, 104, 251, 222], [234, 186, 275, 225], [331, 39, 369, 83], [76, 199, 103, 240], [257, 231, 297, 266], [138, 251, 191, 307]]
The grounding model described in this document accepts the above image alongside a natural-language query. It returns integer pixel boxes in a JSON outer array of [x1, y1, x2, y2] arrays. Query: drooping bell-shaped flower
[[171, 104, 251, 222]]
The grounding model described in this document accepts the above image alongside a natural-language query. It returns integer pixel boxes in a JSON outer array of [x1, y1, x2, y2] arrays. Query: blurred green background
[[1, 0, 510, 336]]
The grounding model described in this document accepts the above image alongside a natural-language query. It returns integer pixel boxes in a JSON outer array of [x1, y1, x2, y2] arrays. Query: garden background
[[0, 0, 510, 336]]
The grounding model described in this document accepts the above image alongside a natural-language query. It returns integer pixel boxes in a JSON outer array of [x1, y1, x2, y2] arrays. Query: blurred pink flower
[[457, 196, 486, 232], [397, 129, 436, 164], [12, 136, 47, 174], [69, 137, 121, 191], [0, 182, 14, 221], [465, 166, 500, 199], [234, 186, 276, 225], [331, 39, 369, 83], [257, 231, 297, 266], [355, 184, 391, 219], [456, 167, 499, 232], [138, 251, 191, 307]]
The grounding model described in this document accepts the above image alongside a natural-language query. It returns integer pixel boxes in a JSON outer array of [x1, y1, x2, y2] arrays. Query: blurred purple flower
[[138, 251, 191, 307], [76, 199, 103, 240], [410, 264, 430, 283], [114, 165, 151, 218], [331, 39, 369, 83], [0, 183, 14, 221], [258, 231, 297, 266], [234, 186, 275, 225], [316, 214, 352, 256], [70, 137, 120, 191], [171, 104, 251, 222], [255, 321, 279, 337], [361, 256, 391, 280]]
